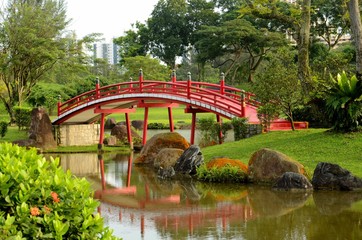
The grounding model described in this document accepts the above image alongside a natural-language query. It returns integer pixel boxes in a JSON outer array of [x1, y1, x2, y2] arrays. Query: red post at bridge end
[[57, 95, 61, 116], [139, 69, 143, 92]]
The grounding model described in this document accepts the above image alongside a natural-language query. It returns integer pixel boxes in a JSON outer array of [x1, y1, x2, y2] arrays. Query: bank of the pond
[[201, 129, 362, 177]]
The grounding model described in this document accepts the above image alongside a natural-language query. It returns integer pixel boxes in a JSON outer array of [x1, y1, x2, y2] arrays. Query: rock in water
[[135, 132, 190, 164], [273, 172, 313, 191], [312, 162, 362, 190], [174, 145, 204, 175]]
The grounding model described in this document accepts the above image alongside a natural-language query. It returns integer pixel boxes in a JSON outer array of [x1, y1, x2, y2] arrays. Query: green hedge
[[0, 143, 119, 239], [0, 121, 8, 138], [13, 107, 32, 130]]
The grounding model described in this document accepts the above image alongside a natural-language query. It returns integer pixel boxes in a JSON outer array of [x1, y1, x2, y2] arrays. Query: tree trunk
[[347, 0, 362, 79], [297, 0, 312, 94]]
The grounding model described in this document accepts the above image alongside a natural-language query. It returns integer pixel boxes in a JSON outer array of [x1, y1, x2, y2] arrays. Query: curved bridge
[[52, 72, 261, 146], [52, 77, 259, 125]]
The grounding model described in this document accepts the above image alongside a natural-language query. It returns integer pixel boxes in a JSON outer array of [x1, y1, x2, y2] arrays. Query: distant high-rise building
[[93, 40, 120, 65]]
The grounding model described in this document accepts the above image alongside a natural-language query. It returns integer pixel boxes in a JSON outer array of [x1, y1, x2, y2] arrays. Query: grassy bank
[[201, 129, 362, 177]]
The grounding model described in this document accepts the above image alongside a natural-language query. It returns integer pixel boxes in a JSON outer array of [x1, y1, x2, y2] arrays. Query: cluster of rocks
[[136, 132, 362, 192], [103, 118, 143, 146], [134, 132, 204, 179]]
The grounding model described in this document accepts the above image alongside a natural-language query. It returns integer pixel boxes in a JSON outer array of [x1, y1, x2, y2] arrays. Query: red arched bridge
[[52, 70, 307, 148]]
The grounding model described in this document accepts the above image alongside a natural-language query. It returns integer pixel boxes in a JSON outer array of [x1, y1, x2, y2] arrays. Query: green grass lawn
[[201, 129, 362, 177]]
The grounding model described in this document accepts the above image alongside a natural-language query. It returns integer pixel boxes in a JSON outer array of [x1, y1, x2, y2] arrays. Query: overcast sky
[[65, 0, 159, 41]]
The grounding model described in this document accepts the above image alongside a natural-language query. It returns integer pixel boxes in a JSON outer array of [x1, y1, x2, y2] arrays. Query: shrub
[[0, 121, 8, 138], [0, 143, 119, 239], [197, 117, 231, 147], [147, 122, 167, 129], [196, 163, 248, 183], [231, 117, 248, 141], [13, 107, 32, 130]]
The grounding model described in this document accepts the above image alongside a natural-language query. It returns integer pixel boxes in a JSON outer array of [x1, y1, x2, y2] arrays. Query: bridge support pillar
[[216, 115, 223, 144], [168, 107, 174, 132], [190, 112, 196, 145], [142, 107, 149, 145], [125, 113, 133, 149], [98, 113, 105, 150]]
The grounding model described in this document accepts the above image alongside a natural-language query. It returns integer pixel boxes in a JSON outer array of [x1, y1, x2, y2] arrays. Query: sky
[[65, 0, 159, 41]]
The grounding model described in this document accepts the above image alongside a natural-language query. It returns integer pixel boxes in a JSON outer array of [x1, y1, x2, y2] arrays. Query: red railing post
[[187, 72, 191, 99], [171, 69, 176, 83], [95, 77, 100, 99], [241, 91, 246, 117], [129, 77, 133, 89], [57, 95, 61, 116], [220, 72, 225, 95], [139, 69, 143, 92]]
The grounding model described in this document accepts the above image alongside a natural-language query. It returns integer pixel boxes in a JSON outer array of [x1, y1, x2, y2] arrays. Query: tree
[[347, 0, 362, 78], [253, 47, 303, 131], [241, 0, 312, 93], [195, 18, 286, 84], [122, 55, 170, 81], [113, 22, 149, 66], [147, 0, 190, 69], [0, 0, 69, 122]]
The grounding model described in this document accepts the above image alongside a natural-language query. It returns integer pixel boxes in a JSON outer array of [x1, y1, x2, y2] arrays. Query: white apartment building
[[93, 40, 120, 65]]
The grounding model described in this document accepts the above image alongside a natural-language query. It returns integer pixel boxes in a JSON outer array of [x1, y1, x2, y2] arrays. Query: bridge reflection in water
[[56, 153, 362, 240]]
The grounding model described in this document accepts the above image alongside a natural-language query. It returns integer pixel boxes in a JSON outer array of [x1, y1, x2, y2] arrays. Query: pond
[[52, 152, 362, 240]]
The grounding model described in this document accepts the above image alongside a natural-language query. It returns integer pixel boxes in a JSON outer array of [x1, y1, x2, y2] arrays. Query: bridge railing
[[57, 75, 260, 118]]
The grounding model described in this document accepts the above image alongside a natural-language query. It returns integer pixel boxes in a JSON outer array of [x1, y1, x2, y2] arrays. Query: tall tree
[[347, 0, 362, 78], [242, 0, 312, 93], [0, 0, 68, 122], [147, 0, 190, 69]]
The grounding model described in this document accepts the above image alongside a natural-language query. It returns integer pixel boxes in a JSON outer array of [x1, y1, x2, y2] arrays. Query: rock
[[131, 120, 144, 130], [103, 135, 118, 146], [174, 145, 203, 175], [312, 162, 362, 190], [273, 172, 313, 191], [154, 148, 184, 169], [157, 166, 176, 179], [25, 108, 56, 150], [104, 118, 117, 129], [110, 125, 141, 142], [248, 148, 306, 184], [135, 132, 190, 164]]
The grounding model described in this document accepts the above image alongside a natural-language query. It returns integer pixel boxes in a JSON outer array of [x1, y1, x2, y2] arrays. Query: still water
[[52, 152, 362, 240]]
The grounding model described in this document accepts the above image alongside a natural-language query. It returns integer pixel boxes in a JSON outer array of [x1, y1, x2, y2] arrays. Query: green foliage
[[0, 0, 69, 121], [28, 83, 73, 116], [197, 117, 231, 146], [0, 143, 119, 239], [231, 117, 248, 141], [196, 164, 248, 183], [0, 121, 8, 138], [147, 122, 168, 129], [122, 56, 169, 81], [13, 107, 32, 130], [257, 103, 280, 132], [326, 71, 362, 132]]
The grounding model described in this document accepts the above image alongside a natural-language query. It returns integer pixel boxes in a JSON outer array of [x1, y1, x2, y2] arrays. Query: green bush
[[13, 107, 32, 130], [197, 117, 231, 146], [0, 143, 119, 239], [0, 121, 8, 138], [196, 164, 248, 183], [147, 122, 167, 129], [231, 117, 248, 141]]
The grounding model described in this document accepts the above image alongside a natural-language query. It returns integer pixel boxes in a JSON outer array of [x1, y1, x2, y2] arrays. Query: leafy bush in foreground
[[0, 143, 119, 239]]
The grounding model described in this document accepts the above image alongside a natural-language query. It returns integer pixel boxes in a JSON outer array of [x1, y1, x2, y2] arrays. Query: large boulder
[[174, 145, 204, 175], [312, 162, 362, 190], [104, 118, 117, 129], [273, 172, 313, 191], [248, 148, 306, 184], [131, 120, 144, 130], [27, 108, 57, 150], [154, 148, 184, 169], [135, 132, 190, 164]]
